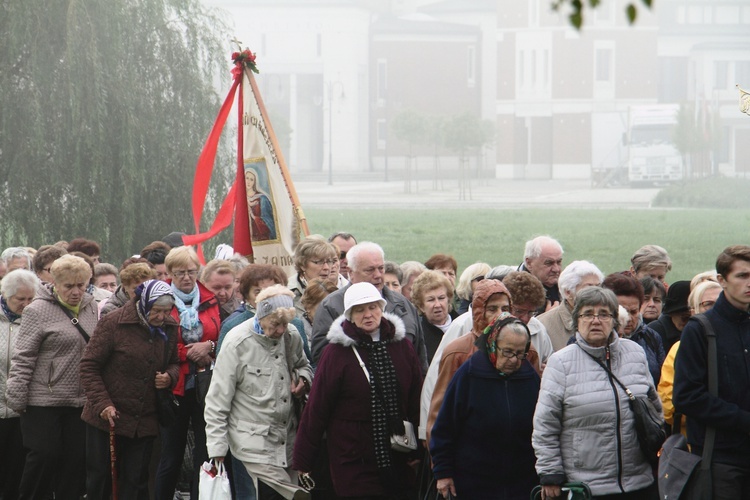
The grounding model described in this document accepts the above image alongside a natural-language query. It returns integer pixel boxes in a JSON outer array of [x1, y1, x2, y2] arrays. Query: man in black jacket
[[674, 245, 750, 498]]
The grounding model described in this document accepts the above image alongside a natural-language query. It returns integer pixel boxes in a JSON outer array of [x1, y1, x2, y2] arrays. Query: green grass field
[[304, 207, 750, 283]]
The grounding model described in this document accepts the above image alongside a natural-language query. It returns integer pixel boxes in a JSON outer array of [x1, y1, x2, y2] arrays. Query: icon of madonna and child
[[244, 161, 278, 242]]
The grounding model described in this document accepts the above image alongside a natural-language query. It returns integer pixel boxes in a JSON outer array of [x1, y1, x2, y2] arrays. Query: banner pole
[[246, 68, 311, 237]]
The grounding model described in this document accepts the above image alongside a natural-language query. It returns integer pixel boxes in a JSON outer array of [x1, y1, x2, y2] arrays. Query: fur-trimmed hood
[[326, 311, 406, 347]]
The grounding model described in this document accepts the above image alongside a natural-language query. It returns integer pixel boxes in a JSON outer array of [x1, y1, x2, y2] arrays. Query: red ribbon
[[183, 63, 249, 263]]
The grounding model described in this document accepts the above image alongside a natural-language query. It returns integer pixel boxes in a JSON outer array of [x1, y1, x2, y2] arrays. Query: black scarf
[[342, 317, 404, 485]]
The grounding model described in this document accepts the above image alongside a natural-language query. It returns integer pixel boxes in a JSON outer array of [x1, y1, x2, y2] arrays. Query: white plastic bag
[[199, 460, 231, 500]]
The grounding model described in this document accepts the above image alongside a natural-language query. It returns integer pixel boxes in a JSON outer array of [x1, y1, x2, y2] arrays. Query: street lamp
[[327, 80, 344, 186]]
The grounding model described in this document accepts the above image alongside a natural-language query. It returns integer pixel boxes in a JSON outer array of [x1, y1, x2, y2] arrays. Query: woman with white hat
[[293, 282, 423, 500]]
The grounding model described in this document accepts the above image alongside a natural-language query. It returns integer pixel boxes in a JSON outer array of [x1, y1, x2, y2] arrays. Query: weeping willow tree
[[0, 0, 234, 262]]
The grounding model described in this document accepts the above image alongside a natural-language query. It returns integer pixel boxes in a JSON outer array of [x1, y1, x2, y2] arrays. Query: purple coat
[[293, 312, 423, 497]]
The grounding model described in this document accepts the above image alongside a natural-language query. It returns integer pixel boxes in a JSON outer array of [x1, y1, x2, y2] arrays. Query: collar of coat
[[327, 311, 406, 347]]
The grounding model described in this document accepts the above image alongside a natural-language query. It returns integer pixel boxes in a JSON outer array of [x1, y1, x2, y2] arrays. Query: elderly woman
[[100, 261, 157, 317], [411, 270, 456, 363], [201, 259, 239, 321], [289, 237, 338, 315], [454, 262, 491, 315], [603, 273, 666, 384], [430, 314, 539, 499], [300, 277, 338, 345], [537, 260, 603, 351], [424, 253, 458, 288], [93, 263, 119, 294], [533, 287, 660, 499], [6, 254, 98, 499], [206, 285, 312, 499], [383, 261, 403, 294], [658, 279, 722, 429], [399, 260, 427, 303], [639, 276, 666, 324], [155, 246, 221, 500], [80, 280, 179, 498], [0, 269, 39, 499], [630, 244, 672, 284], [294, 282, 423, 499]]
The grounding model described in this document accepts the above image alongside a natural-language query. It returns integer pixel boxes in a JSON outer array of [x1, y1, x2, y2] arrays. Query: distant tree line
[[0, 0, 234, 263]]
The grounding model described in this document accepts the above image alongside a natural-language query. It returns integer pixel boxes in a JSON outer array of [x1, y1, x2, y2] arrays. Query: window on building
[[735, 61, 750, 88], [377, 119, 387, 150], [595, 48, 613, 82], [467, 45, 476, 88], [377, 59, 387, 105], [519, 51, 525, 87], [715, 61, 728, 89]]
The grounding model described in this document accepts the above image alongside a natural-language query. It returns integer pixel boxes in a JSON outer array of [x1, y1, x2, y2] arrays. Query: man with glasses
[[310, 241, 427, 374], [328, 232, 357, 280], [518, 235, 564, 314]]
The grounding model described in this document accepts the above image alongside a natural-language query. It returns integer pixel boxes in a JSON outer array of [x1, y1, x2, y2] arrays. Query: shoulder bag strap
[[576, 344, 636, 401], [692, 314, 718, 470], [56, 302, 90, 343], [351, 345, 371, 384]]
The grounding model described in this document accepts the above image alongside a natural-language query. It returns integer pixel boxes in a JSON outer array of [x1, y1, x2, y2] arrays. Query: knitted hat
[[344, 282, 386, 321], [663, 280, 691, 315], [256, 294, 294, 319]]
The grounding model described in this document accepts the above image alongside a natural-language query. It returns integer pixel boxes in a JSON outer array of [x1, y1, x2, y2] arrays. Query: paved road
[[295, 179, 660, 209]]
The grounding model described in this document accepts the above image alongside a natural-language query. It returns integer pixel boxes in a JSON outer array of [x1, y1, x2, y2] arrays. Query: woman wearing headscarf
[[430, 313, 540, 499], [206, 285, 312, 499], [533, 287, 660, 499], [294, 282, 423, 500], [6, 254, 98, 500], [155, 246, 221, 500], [0, 269, 39, 500], [80, 280, 179, 499]]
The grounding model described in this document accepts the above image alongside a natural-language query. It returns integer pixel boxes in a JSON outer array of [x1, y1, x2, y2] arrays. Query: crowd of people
[[0, 233, 748, 500]]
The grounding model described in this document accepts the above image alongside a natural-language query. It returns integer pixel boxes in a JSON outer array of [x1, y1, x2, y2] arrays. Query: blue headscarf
[[135, 280, 174, 341]]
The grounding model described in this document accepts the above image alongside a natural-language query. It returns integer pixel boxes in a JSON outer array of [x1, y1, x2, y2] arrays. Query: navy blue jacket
[[673, 292, 750, 466], [630, 321, 666, 385], [430, 350, 540, 499]]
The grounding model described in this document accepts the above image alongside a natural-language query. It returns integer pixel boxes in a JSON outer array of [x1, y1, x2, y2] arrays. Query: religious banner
[[183, 47, 308, 275], [739, 84, 750, 116]]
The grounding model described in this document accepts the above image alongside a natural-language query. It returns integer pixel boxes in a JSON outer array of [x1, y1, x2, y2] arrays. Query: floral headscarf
[[134, 280, 174, 340], [481, 312, 530, 367]]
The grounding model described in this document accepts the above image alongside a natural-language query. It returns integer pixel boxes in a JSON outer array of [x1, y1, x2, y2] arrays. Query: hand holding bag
[[156, 340, 179, 426], [199, 460, 231, 500]]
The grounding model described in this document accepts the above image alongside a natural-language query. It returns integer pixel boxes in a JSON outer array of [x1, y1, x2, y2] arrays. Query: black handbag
[[156, 341, 179, 426], [194, 368, 213, 405], [578, 345, 666, 463]]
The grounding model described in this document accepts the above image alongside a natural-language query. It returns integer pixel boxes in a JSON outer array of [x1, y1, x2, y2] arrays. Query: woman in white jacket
[[532, 287, 660, 499]]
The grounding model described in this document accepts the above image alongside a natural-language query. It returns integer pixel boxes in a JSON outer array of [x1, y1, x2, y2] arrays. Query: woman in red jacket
[[154, 246, 221, 500]]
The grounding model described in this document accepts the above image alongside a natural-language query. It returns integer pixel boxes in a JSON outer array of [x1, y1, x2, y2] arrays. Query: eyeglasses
[[42, 267, 52, 273], [310, 259, 335, 266], [699, 300, 716, 309], [339, 251, 347, 260], [499, 348, 527, 360], [172, 270, 199, 278], [472, 275, 485, 283], [579, 312, 614, 322], [512, 306, 537, 318]]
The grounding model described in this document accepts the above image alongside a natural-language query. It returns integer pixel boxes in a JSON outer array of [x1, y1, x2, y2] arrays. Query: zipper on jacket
[[605, 348, 625, 493]]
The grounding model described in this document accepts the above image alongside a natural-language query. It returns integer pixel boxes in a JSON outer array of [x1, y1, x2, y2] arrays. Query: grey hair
[[631, 245, 672, 273], [384, 261, 403, 282], [347, 242, 385, 273], [455, 262, 491, 301], [571, 287, 620, 332], [486, 265, 515, 281], [1, 247, 32, 268], [399, 260, 427, 286], [558, 260, 604, 295], [523, 236, 563, 260], [153, 294, 175, 308], [496, 321, 531, 344], [1, 269, 40, 298]]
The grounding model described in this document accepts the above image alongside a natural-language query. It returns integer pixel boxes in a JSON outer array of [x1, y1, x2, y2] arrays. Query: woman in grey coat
[[532, 287, 660, 499]]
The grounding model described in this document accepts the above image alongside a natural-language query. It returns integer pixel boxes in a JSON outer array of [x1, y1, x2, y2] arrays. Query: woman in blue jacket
[[430, 313, 540, 499]]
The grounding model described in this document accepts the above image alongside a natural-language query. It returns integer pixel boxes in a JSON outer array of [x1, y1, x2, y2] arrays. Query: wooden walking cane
[[110, 423, 118, 500]]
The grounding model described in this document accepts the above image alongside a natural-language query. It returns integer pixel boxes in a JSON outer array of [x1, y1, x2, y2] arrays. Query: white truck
[[623, 105, 683, 186]]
